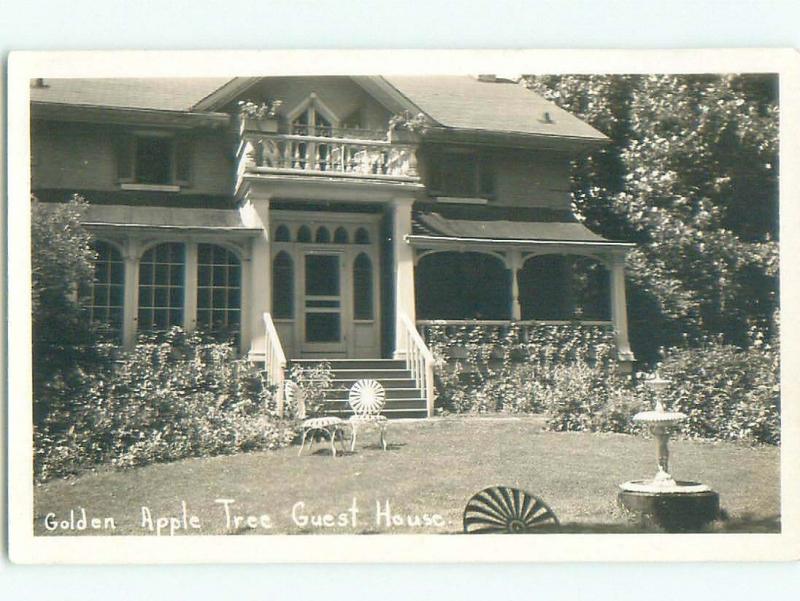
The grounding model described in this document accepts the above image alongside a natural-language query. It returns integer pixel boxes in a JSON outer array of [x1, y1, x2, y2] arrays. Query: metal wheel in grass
[[463, 486, 560, 534], [348, 379, 386, 416]]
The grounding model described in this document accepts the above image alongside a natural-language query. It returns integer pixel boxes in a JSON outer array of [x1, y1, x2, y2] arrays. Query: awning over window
[[81, 204, 260, 233], [410, 205, 632, 249]]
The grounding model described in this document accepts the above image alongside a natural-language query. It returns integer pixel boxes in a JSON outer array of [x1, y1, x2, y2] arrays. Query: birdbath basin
[[618, 372, 719, 531]]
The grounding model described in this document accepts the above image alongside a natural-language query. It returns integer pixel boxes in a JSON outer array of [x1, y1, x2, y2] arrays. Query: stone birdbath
[[618, 372, 720, 531]]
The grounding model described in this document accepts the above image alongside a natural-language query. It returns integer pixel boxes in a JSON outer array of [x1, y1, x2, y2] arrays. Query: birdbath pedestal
[[618, 373, 720, 531]]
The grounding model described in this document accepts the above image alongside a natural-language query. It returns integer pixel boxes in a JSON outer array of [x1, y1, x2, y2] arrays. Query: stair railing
[[263, 312, 288, 416], [399, 313, 436, 417]]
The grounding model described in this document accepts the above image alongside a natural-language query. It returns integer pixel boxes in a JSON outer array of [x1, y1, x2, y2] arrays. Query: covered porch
[[406, 206, 635, 366]]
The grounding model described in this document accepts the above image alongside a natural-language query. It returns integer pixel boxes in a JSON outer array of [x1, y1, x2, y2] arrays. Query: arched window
[[138, 242, 185, 330], [415, 252, 510, 320], [274, 225, 291, 242], [272, 251, 294, 318], [297, 225, 311, 243], [355, 227, 370, 244], [196, 244, 241, 338], [334, 226, 349, 244], [353, 253, 373, 320], [315, 226, 331, 243], [291, 105, 334, 170], [84, 240, 124, 337]]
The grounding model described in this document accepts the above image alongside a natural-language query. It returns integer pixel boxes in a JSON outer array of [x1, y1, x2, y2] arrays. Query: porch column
[[121, 238, 140, 349], [509, 250, 522, 321], [239, 188, 272, 362], [392, 197, 416, 359], [610, 252, 635, 368], [183, 243, 198, 333]]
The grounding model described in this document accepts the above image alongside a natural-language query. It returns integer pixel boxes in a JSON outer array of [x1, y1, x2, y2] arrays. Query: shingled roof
[[30, 78, 233, 112], [382, 76, 607, 141], [30, 76, 607, 142]]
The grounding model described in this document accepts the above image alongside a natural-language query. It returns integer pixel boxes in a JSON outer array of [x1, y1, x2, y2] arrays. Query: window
[[353, 253, 373, 320], [138, 243, 185, 330], [196, 244, 241, 336], [272, 251, 294, 318], [290, 101, 335, 171], [115, 132, 192, 187], [427, 150, 494, 198], [84, 241, 125, 338], [354, 227, 370, 244], [334, 227, 349, 243], [297, 225, 311, 243], [315, 226, 331, 243], [274, 225, 291, 242]]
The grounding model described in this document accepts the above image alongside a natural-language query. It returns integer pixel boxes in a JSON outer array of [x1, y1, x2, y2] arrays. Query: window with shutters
[[115, 132, 192, 189]]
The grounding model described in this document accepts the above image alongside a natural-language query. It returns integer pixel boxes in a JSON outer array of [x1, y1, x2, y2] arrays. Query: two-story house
[[30, 75, 634, 417]]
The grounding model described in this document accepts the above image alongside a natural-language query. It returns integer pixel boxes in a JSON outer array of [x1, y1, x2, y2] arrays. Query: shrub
[[427, 323, 618, 415], [543, 330, 780, 445], [34, 328, 295, 481], [657, 332, 780, 445], [287, 361, 334, 417]]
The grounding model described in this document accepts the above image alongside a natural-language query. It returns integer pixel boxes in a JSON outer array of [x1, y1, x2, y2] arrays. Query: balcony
[[237, 125, 420, 184]]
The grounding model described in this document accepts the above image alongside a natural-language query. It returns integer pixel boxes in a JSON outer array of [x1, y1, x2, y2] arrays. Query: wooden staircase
[[290, 359, 429, 419]]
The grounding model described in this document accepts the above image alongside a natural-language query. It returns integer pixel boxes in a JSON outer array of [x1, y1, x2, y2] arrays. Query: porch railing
[[238, 131, 419, 182], [399, 313, 436, 418], [263, 312, 288, 417]]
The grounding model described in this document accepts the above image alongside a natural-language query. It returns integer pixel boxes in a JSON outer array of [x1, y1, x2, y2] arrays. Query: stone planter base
[[618, 486, 720, 532]]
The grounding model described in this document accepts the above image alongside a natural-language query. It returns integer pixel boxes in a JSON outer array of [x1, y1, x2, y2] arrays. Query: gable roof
[[382, 76, 607, 141], [30, 78, 233, 112], [30, 76, 607, 143]]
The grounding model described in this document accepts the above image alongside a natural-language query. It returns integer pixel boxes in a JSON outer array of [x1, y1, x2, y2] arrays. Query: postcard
[[7, 49, 800, 562]]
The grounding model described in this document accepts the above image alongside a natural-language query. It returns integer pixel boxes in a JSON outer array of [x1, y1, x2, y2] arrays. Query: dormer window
[[114, 131, 192, 190], [427, 149, 495, 199]]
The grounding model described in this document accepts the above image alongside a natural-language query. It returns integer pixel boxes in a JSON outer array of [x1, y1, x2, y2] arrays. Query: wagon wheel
[[463, 486, 559, 534]]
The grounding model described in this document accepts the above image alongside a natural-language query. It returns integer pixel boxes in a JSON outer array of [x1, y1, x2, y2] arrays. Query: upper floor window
[[427, 150, 495, 199], [115, 132, 192, 188]]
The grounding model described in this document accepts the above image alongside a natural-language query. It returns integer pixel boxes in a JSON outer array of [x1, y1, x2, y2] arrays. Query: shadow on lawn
[[552, 513, 780, 534]]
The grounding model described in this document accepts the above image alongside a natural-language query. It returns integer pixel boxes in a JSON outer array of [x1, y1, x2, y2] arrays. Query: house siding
[[491, 148, 573, 211], [31, 120, 233, 197]]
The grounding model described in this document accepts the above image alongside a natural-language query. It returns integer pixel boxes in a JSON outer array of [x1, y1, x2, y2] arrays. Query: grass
[[34, 417, 780, 536]]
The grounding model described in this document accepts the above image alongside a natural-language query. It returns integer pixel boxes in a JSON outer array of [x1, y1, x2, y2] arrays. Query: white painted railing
[[263, 312, 288, 416], [239, 131, 419, 182], [399, 313, 436, 417]]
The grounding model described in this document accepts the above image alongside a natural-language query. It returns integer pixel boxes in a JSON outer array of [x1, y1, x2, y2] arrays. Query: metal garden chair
[[347, 379, 389, 451], [463, 486, 560, 533], [286, 380, 347, 457]]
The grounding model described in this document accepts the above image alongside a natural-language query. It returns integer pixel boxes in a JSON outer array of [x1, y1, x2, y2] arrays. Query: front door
[[301, 251, 347, 355]]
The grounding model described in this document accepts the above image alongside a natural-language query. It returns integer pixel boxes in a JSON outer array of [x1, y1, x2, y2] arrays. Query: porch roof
[[409, 205, 633, 249], [79, 204, 260, 233]]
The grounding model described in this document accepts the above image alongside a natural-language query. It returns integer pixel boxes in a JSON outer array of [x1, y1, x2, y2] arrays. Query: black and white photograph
[[5, 49, 798, 563]]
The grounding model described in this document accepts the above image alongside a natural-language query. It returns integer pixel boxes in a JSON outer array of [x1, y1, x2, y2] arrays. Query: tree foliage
[[31, 194, 108, 424], [524, 74, 779, 361]]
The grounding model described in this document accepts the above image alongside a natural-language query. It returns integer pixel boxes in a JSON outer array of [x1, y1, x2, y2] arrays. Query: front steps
[[290, 359, 429, 419]]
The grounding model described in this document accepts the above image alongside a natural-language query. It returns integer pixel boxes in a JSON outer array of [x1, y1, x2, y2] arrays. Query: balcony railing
[[238, 128, 419, 183]]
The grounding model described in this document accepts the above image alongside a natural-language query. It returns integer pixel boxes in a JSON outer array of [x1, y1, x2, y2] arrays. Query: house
[[30, 75, 635, 417]]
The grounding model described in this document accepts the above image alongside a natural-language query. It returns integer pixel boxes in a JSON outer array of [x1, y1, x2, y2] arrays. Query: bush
[[543, 330, 780, 445], [427, 323, 619, 415], [287, 361, 334, 417], [657, 332, 780, 445], [34, 328, 295, 481]]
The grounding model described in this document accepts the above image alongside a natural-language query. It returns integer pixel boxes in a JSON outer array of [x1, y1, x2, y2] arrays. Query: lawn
[[34, 417, 780, 536]]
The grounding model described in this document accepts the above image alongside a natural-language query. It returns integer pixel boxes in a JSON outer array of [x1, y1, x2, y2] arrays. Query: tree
[[31, 194, 107, 425], [524, 74, 779, 362]]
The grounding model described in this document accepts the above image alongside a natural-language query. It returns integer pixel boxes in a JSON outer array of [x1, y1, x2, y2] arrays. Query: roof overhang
[[406, 233, 633, 255], [31, 102, 231, 129], [420, 126, 609, 153]]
